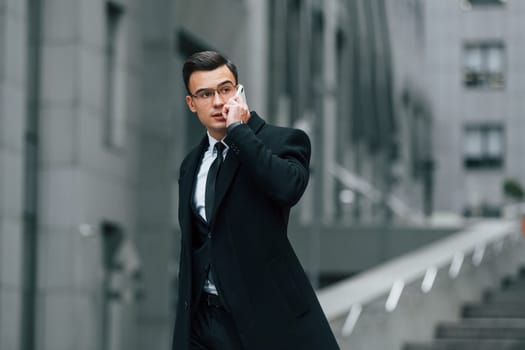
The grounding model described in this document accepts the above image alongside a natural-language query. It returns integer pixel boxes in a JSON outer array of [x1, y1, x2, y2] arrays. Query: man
[[172, 51, 339, 350]]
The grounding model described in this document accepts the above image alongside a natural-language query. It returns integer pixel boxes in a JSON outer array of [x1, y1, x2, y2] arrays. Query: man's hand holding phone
[[223, 84, 250, 127]]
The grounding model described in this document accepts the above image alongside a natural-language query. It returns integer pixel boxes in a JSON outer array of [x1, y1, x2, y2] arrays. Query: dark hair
[[182, 51, 238, 93]]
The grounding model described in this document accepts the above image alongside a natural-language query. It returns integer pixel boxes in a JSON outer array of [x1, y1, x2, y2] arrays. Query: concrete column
[[244, 0, 269, 118], [322, 0, 338, 222], [135, 0, 178, 349], [0, 1, 28, 349], [35, 0, 144, 349]]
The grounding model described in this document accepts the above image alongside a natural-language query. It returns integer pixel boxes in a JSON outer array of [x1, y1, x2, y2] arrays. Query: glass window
[[486, 128, 503, 157], [464, 129, 483, 158], [463, 124, 504, 169], [104, 1, 126, 149], [486, 47, 502, 72], [465, 47, 482, 72], [468, 0, 506, 6], [463, 42, 504, 89], [460, 0, 506, 11]]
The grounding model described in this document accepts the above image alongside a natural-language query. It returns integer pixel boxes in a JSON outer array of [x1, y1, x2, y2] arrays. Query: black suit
[[172, 112, 339, 350]]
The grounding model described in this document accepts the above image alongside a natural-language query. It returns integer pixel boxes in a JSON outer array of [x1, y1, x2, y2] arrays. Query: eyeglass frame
[[189, 81, 238, 102]]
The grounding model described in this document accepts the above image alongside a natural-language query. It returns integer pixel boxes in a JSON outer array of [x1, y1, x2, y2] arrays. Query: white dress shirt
[[194, 133, 228, 221], [193, 133, 228, 294]]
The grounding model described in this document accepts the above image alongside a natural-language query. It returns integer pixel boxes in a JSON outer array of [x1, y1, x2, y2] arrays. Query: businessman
[[172, 50, 339, 350]]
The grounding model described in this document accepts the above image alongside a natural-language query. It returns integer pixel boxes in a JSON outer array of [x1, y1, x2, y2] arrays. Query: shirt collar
[[206, 133, 229, 152]]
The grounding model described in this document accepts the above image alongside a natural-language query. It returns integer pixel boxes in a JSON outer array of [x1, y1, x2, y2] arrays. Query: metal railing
[[317, 219, 522, 338]]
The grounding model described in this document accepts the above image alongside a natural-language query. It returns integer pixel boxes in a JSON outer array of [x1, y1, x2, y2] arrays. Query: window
[[464, 124, 504, 169], [466, 0, 506, 6], [460, 0, 506, 10], [104, 1, 126, 149], [463, 42, 504, 89]]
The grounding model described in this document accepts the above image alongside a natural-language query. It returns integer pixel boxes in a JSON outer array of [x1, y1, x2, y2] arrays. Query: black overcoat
[[172, 112, 339, 350]]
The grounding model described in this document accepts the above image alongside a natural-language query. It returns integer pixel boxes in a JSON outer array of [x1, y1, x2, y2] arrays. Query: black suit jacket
[[172, 112, 339, 350]]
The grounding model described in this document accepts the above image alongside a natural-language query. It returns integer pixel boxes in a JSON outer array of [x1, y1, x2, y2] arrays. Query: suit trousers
[[190, 293, 244, 350]]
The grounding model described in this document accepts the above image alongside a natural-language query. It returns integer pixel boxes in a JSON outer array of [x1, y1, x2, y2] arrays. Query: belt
[[201, 292, 224, 308]]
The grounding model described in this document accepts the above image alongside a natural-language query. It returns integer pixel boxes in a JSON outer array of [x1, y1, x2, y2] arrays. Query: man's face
[[185, 65, 237, 140]]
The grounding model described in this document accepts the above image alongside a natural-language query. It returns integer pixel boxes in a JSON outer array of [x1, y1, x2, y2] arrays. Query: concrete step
[[444, 319, 525, 327], [500, 277, 525, 291], [403, 267, 525, 350], [502, 283, 525, 292], [403, 339, 525, 350], [462, 303, 525, 318], [484, 290, 525, 303], [435, 320, 525, 339]]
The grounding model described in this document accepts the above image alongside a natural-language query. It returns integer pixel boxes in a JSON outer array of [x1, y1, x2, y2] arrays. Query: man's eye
[[200, 91, 213, 98], [221, 86, 233, 94]]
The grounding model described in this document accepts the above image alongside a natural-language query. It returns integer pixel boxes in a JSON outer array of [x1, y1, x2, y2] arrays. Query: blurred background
[[1, 0, 525, 349]]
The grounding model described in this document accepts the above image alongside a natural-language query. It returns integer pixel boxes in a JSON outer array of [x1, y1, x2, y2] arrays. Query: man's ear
[[185, 95, 197, 112]]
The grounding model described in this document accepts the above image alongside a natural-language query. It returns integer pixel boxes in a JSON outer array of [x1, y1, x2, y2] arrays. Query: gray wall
[[36, 0, 143, 349], [426, 1, 525, 214], [387, 0, 433, 216], [0, 1, 27, 349], [290, 224, 459, 279]]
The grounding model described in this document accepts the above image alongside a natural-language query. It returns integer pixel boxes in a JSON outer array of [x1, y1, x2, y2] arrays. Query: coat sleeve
[[225, 123, 311, 207]]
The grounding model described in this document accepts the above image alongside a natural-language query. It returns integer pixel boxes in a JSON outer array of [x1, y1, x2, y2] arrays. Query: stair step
[[463, 303, 525, 318], [519, 266, 525, 277], [404, 267, 525, 350], [501, 279, 525, 291], [445, 319, 525, 327], [436, 321, 525, 339], [404, 339, 525, 350], [484, 290, 525, 303], [502, 285, 525, 293]]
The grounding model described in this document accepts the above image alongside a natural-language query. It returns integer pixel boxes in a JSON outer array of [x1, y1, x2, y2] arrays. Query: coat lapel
[[210, 152, 240, 227], [179, 135, 208, 239], [210, 112, 265, 227]]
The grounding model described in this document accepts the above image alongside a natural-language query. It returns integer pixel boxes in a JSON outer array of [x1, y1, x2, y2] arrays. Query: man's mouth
[[212, 113, 225, 119]]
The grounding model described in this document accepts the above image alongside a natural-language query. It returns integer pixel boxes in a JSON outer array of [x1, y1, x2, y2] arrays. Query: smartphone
[[236, 84, 246, 103]]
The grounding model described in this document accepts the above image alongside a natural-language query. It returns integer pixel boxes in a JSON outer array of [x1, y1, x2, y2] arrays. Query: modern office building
[[426, 0, 525, 217], [0, 0, 430, 349]]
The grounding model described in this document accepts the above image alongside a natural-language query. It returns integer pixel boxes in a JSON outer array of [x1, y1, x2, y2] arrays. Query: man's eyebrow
[[217, 80, 235, 87], [194, 80, 235, 94]]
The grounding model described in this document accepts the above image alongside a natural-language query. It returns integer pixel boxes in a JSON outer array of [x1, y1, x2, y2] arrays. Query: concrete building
[[1, 0, 178, 349], [387, 0, 433, 219], [0, 0, 430, 349], [426, 0, 525, 217]]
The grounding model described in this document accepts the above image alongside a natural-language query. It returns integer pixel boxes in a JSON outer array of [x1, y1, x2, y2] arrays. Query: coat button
[[184, 301, 189, 310]]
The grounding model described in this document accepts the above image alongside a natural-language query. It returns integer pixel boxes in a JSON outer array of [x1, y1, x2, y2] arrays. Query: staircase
[[404, 267, 525, 350]]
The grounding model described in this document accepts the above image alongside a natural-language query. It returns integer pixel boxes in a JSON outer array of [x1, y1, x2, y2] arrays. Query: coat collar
[[211, 111, 265, 225], [179, 111, 265, 228]]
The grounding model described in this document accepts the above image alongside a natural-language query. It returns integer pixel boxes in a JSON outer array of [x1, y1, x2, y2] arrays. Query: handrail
[[317, 219, 518, 324], [329, 163, 423, 222]]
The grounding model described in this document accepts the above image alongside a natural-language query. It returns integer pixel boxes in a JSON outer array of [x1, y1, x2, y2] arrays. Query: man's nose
[[212, 91, 225, 106]]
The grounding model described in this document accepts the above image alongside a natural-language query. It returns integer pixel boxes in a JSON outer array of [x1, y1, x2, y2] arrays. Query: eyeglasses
[[190, 83, 236, 101]]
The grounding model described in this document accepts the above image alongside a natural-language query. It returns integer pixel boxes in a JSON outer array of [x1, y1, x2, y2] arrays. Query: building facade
[[0, 0, 430, 349], [426, 0, 525, 217]]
